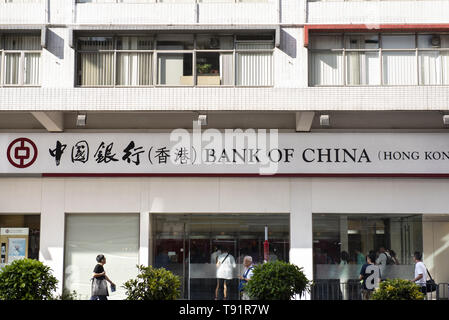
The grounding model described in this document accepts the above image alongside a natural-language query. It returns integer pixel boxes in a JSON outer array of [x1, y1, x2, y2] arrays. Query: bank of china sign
[[1, 131, 449, 175]]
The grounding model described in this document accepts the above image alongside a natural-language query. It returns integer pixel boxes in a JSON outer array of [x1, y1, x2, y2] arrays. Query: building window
[[151, 213, 289, 300], [75, 0, 269, 3], [309, 33, 449, 86], [311, 214, 423, 300], [1, 0, 43, 2], [63, 214, 139, 300], [0, 215, 40, 266], [76, 34, 274, 87], [0, 35, 41, 86]]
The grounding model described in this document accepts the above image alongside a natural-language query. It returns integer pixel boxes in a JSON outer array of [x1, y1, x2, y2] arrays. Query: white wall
[[0, 2, 46, 24], [307, 0, 449, 24], [423, 220, 449, 284], [41, 28, 75, 88], [1, 176, 448, 297], [275, 28, 308, 88]]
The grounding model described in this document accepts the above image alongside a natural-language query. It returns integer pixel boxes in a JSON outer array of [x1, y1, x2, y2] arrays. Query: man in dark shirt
[[90, 254, 116, 300], [359, 253, 381, 300], [93, 263, 106, 280]]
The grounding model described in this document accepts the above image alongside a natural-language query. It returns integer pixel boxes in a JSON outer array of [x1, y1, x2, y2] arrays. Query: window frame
[[309, 32, 449, 87], [75, 33, 275, 88], [0, 34, 42, 87], [74, 0, 271, 4]]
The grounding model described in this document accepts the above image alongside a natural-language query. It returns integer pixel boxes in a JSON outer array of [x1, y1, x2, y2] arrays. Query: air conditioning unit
[[209, 38, 220, 49], [431, 35, 441, 48]]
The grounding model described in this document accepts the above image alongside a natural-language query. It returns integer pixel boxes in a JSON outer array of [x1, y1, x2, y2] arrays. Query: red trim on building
[[42, 173, 449, 178], [304, 24, 449, 47]]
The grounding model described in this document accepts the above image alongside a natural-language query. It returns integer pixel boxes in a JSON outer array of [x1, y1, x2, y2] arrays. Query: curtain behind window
[[2, 35, 40, 85], [236, 42, 273, 86], [116, 37, 153, 86], [310, 35, 343, 86], [78, 38, 114, 86], [382, 35, 416, 85], [116, 52, 152, 86], [310, 52, 343, 86], [64, 214, 139, 300], [220, 53, 233, 85]]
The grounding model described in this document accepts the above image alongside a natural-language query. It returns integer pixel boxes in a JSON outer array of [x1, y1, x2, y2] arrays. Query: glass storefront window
[[151, 213, 290, 300], [312, 214, 423, 300], [63, 214, 139, 300], [0, 215, 40, 267]]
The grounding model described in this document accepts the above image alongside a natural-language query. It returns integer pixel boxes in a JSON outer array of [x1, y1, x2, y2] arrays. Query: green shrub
[[123, 265, 181, 300], [197, 63, 212, 74], [244, 260, 310, 300], [53, 289, 79, 300], [371, 279, 425, 300], [0, 259, 58, 300]]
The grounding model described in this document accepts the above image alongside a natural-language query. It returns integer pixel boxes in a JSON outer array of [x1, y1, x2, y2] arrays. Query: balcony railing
[[74, 1, 277, 25], [311, 280, 449, 300], [0, 0, 46, 24]]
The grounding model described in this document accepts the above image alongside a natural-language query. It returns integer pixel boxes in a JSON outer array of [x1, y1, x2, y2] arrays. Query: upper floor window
[[309, 33, 449, 86], [75, 1, 269, 3], [76, 34, 274, 87], [2, 0, 43, 3], [0, 34, 41, 87]]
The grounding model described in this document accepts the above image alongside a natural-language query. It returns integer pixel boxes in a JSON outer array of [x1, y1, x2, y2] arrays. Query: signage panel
[[0, 133, 448, 175]]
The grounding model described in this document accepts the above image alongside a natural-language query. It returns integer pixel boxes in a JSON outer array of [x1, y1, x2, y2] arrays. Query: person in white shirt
[[239, 256, 255, 300], [411, 251, 428, 294], [376, 247, 390, 279], [210, 246, 221, 264], [214, 247, 236, 300]]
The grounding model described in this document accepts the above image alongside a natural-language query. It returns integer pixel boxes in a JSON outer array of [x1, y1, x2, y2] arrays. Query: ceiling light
[[443, 115, 449, 126], [320, 114, 330, 127], [76, 113, 87, 127], [198, 114, 207, 126]]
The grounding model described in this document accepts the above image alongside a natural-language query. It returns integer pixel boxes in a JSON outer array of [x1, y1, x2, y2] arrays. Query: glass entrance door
[[152, 215, 188, 299], [151, 213, 290, 300]]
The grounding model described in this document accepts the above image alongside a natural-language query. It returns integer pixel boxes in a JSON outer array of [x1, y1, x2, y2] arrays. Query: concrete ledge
[[0, 86, 448, 111]]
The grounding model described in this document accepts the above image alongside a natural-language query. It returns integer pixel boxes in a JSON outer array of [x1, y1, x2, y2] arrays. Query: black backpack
[[383, 252, 395, 265]]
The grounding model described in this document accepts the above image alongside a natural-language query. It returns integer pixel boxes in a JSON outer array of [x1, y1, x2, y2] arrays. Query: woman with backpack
[[239, 256, 255, 300]]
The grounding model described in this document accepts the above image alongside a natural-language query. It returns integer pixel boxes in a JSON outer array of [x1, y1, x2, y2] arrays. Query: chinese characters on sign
[[2, 132, 449, 175], [47, 139, 197, 167]]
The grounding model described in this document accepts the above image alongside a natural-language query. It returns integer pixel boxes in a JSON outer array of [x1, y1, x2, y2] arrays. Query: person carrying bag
[[426, 269, 437, 293], [239, 256, 255, 300], [90, 254, 116, 300]]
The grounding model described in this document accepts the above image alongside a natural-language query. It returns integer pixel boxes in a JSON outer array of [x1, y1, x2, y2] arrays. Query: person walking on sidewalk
[[411, 252, 428, 295], [359, 253, 381, 300], [239, 256, 255, 300], [90, 254, 116, 300]]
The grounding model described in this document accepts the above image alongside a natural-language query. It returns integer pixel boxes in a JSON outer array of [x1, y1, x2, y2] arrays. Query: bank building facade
[[0, 0, 449, 300]]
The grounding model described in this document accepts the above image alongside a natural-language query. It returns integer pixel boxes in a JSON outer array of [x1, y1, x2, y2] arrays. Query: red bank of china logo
[[7, 137, 38, 169]]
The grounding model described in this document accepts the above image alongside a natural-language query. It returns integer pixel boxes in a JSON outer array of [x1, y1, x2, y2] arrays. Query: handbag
[[426, 269, 437, 293], [91, 277, 109, 296]]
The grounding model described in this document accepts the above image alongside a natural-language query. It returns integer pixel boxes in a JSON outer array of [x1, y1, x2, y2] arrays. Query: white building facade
[[0, 0, 449, 300]]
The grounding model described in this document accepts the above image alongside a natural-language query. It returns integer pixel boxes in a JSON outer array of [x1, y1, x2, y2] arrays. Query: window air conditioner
[[431, 35, 441, 48], [209, 38, 220, 49]]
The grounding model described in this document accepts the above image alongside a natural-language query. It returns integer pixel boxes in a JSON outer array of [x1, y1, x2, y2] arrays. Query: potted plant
[[0, 259, 58, 300], [197, 63, 212, 74], [244, 260, 310, 300], [123, 265, 181, 300], [370, 278, 425, 300]]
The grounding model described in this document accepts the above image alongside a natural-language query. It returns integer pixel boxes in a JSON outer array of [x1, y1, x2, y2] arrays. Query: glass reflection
[[151, 213, 289, 300], [312, 214, 423, 300]]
